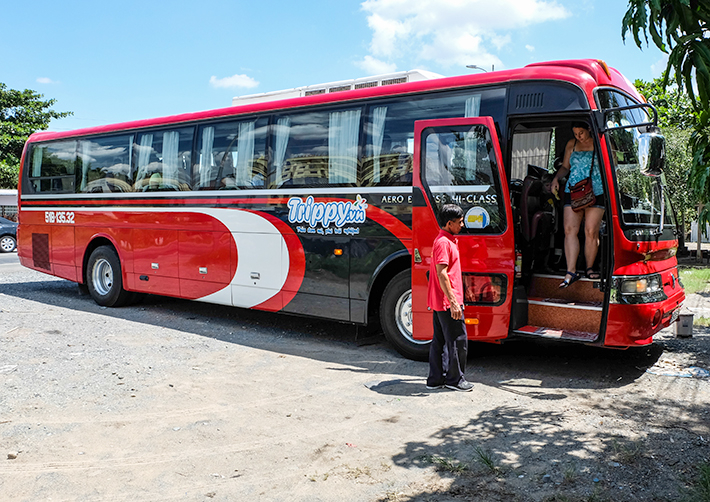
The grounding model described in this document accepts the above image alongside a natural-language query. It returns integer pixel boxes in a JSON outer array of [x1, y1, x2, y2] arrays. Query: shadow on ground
[[1, 278, 668, 391], [381, 398, 710, 502]]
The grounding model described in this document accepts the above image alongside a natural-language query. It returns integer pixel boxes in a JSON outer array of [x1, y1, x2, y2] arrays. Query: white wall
[[691, 221, 710, 243], [0, 189, 18, 207]]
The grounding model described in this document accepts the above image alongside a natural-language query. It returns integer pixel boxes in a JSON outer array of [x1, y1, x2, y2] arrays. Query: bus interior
[[506, 117, 608, 343]]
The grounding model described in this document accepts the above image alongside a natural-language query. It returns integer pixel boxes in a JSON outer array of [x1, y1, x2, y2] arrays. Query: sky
[[1, 0, 668, 132]]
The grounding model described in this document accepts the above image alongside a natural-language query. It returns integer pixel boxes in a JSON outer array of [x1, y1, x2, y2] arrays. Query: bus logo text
[[287, 195, 368, 228]]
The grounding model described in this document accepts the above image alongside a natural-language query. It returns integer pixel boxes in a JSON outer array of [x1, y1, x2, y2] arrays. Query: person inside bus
[[550, 122, 605, 287], [426, 204, 474, 392]]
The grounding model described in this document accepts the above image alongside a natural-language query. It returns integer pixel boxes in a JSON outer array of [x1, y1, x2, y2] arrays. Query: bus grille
[[515, 92, 544, 109], [32, 233, 50, 270]]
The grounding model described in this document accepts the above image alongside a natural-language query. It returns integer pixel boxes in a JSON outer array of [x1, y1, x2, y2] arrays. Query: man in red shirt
[[426, 204, 473, 392]]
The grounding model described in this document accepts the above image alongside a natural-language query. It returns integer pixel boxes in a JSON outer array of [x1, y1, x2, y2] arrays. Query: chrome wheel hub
[[92, 258, 114, 296]]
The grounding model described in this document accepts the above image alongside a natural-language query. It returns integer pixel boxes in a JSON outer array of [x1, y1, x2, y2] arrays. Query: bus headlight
[[611, 274, 666, 304]]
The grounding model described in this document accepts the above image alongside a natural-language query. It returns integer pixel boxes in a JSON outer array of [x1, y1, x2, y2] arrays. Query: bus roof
[[28, 59, 641, 143]]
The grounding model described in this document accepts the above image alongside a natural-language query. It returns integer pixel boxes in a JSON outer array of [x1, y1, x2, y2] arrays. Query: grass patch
[[420, 454, 469, 475], [695, 316, 710, 327], [472, 445, 501, 474], [562, 463, 578, 484], [679, 267, 710, 295], [611, 438, 645, 465], [683, 461, 710, 502]]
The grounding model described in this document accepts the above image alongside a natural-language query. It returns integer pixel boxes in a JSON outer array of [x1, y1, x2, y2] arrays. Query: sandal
[[559, 271, 580, 289], [586, 268, 601, 280]]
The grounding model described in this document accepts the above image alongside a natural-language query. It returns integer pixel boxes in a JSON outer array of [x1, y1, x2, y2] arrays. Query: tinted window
[[195, 118, 268, 190], [423, 124, 505, 234], [28, 141, 77, 194], [134, 127, 194, 191], [362, 88, 506, 186], [77, 134, 134, 193], [273, 107, 362, 187]]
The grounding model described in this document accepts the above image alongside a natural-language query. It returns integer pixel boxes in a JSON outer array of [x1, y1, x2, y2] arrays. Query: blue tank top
[[565, 149, 603, 196]]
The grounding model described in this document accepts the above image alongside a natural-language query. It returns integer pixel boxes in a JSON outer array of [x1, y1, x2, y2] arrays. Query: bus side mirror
[[638, 128, 665, 177]]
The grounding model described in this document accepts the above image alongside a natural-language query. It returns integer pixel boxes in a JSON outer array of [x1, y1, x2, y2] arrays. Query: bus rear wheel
[[87, 246, 132, 307], [380, 270, 430, 361]]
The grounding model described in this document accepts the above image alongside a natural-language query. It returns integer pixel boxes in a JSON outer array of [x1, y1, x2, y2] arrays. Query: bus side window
[[134, 128, 194, 191], [27, 141, 77, 194], [361, 89, 506, 187], [270, 108, 361, 188], [362, 95, 470, 187], [195, 118, 268, 190], [77, 134, 135, 193]]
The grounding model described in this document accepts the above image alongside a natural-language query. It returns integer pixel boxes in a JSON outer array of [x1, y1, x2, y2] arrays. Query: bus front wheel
[[87, 246, 132, 307], [380, 270, 430, 361]]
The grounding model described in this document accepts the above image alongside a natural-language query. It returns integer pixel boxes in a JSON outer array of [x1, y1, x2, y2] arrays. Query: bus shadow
[[1, 278, 666, 394]]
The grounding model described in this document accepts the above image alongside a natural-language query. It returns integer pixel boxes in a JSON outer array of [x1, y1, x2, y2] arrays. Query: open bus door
[[411, 117, 516, 344]]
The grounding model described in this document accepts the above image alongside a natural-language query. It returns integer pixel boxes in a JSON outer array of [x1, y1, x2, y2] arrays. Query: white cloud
[[209, 74, 259, 89], [359, 0, 569, 70], [525, 45, 535, 52], [650, 54, 669, 78], [36, 77, 58, 84], [356, 55, 398, 75]]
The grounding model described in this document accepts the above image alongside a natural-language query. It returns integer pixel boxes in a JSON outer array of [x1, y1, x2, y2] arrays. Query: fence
[[1, 206, 17, 222]]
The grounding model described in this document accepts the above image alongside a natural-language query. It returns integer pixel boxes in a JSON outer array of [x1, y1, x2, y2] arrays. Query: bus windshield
[[598, 90, 675, 229]]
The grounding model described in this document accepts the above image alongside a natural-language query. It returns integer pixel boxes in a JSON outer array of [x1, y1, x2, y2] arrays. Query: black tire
[[380, 270, 430, 361], [86, 246, 132, 307], [0, 235, 16, 253]]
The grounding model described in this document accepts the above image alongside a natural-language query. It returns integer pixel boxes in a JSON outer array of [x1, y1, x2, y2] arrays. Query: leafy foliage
[[622, 0, 710, 112], [0, 160, 19, 189], [0, 83, 72, 188], [633, 77, 695, 129]]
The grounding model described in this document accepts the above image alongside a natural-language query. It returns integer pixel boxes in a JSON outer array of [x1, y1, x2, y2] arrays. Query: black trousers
[[427, 310, 468, 386]]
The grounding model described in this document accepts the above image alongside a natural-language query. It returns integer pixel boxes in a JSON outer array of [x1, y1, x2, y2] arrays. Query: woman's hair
[[572, 121, 591, 131], [438, 204, 464, 227]]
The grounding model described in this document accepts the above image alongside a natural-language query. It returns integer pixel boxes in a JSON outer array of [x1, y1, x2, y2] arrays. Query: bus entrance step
[[528, 273, 604, 304], [527, 297, 602, 333], [512, 325, 599, 343]]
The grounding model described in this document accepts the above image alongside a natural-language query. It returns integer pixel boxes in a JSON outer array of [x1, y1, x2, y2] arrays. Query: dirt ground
[[1, 255, 708, 502]]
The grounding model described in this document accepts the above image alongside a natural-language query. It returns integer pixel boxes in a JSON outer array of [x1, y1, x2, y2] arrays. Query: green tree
[[622, 0, 710, 247], [633, 76, 695, 129], [0, 83, 72, 189]]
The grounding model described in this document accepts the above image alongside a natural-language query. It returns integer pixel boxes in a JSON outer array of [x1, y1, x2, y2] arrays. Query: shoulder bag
[[569, 151, 596, 212]]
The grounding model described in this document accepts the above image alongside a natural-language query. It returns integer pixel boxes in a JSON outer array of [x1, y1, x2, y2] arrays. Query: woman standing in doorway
[[551, 122, 605, 288]]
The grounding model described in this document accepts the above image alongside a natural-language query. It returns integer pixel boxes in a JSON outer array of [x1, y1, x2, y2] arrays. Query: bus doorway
[[507, 118, 610, 343]]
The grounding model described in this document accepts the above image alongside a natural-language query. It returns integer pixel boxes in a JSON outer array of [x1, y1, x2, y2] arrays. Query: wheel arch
[[366, 250, 411, 324], [81, 236, 124, 286]]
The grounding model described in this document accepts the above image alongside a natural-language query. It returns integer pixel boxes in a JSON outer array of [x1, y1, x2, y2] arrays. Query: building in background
[[232, 70, 442, 106], [0, 189, 17, 221]]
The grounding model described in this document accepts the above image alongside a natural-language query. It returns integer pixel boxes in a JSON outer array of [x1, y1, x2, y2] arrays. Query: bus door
[[411, 117, 515, 342]]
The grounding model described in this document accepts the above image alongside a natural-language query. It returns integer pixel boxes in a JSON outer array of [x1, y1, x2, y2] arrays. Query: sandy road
[[1, 254, 709, 502]]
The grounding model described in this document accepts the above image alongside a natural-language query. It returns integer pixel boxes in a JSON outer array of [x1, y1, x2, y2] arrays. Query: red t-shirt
[[427, 229, 464, 312]]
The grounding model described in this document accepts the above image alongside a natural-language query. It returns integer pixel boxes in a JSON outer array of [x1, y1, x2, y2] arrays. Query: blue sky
[[1, 0, 667, 132]]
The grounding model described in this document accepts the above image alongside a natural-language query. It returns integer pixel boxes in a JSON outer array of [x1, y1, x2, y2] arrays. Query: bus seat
[[521, 175, 545, 242]]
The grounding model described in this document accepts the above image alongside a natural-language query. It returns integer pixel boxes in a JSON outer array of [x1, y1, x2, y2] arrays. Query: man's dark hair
[[438, 204, 464, 227]]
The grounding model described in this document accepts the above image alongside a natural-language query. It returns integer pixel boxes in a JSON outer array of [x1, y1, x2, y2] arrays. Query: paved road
[[1, 255, 708, 502], [0, 250, 21, 271]]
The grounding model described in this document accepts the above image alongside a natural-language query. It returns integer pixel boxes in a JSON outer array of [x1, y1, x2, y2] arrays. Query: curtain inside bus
[[328, 109, 361, 184]]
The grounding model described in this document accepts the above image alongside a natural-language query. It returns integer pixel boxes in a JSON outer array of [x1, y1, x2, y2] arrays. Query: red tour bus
[[17, 59, 685, 360]]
